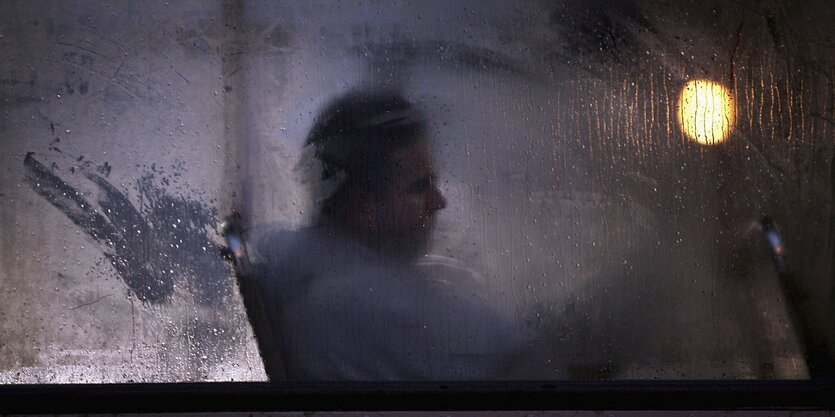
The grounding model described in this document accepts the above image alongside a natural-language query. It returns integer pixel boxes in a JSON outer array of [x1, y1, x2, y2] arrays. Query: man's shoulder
[[250, 222, 301, 254], [249, 223, 377, 292], [250, 224, 333, 263]]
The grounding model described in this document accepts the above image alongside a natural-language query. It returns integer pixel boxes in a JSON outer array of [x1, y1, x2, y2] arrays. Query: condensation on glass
[[0, 0, 833, 382]]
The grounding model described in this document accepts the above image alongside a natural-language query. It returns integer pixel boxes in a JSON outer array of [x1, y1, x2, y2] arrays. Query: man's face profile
[[373, 140, 447, 241], [347, 139, 446, 258]]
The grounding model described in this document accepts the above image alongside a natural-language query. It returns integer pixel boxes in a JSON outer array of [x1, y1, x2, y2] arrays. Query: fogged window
[[1, 0, 833, 382]]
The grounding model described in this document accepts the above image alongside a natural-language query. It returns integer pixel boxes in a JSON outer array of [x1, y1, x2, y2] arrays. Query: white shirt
[[250, 225, 552, 380]]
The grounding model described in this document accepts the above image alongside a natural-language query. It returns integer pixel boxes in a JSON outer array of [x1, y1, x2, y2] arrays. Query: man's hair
[[300, 90, 427, 217]]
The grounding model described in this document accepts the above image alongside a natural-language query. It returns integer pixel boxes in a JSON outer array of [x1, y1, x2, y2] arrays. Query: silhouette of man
[[250, 90, 539, 380]]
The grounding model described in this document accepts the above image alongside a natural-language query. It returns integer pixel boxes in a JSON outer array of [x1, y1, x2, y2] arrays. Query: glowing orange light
[[677, 79, 736, 145]]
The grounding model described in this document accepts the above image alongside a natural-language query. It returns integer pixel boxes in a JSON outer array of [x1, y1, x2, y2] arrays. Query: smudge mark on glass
[[23, 153, 229, 306], [356, 41, 530, 77]]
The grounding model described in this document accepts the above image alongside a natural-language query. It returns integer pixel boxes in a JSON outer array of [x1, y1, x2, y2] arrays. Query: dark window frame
[[3, 380, 835, 413]]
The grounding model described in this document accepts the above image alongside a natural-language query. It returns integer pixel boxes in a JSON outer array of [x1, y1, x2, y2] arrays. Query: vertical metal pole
[[220, 0, 287, 381]]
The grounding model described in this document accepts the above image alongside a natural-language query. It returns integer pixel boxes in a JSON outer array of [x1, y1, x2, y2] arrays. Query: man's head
[[301, 90, 446, 258]]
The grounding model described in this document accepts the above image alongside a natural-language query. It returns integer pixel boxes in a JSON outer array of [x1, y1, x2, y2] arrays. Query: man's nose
[[428, 186, 447, 212]]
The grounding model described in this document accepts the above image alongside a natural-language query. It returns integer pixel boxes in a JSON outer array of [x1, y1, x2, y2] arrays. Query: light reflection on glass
[[677, 79, 737, 145]]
